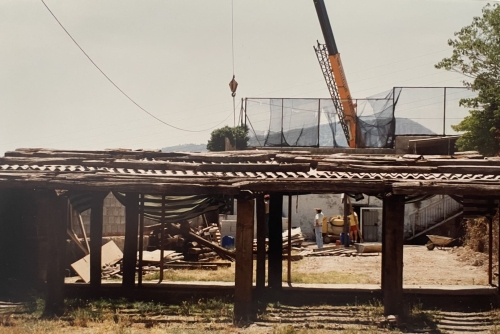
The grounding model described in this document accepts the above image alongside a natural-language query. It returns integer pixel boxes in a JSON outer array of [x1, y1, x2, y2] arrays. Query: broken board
[[138, 250, 176, 262], [71, 240, 123, 283]]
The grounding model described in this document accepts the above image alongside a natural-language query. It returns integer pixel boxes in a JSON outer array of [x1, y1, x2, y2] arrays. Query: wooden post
[[256, 193, 266, 294], [159, 195, 166, 283], [488, 215, 493, 286], [90, 192, 106, 296], [381, 193, 405, 316], [268, 193, 283, 289], [498, 202, 500, 292], [44, 191, 68, 316], [123, 193, 139, 289], [234, 193, 255, 322], [287, 195, 292, 286], [138, 194, 145, 287]]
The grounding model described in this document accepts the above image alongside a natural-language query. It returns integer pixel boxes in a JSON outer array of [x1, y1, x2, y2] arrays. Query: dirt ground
[[297, 245, 489, 285]]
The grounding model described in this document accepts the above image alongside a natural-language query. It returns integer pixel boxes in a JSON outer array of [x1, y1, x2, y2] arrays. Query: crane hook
[[229, 75, 238, 97]]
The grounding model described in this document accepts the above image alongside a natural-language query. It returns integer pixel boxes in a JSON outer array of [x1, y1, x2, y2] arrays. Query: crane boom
[[313, 0, 357, 148]]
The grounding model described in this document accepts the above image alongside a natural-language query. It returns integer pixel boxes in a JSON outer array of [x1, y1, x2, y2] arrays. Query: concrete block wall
[[75, 193, 156, 237]]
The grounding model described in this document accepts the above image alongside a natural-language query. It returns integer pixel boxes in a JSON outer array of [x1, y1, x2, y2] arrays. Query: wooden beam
[[381, 193, 405, 316], [89, 192, 106, 296], [234, 193, 255, 322], [123, 193, 139, 289], [44, 191, 67, 316], [392, 181, 500, 196], [268, 193, 283, 290], [255, 194, 266, 294]]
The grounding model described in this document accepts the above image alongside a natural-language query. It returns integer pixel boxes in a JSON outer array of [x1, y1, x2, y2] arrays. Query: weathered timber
[[354, 243, 382, 253], [123, 193, 139, 289], [392, 181, 500, 196], [44, 191, 67, 316], [316, 163, 438, 173], [268, 193, 283, 290], [437, 165, 500, 174], [234, 195, 255, 322], [237, 179, 388, 194], [381, 194, 405, 316], [256, 194, 266, 294], [89, 192, 106, 296], [166, 222, 235, 261]]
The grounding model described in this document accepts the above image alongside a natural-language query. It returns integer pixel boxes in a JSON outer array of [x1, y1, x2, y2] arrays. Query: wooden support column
[[381, 193, 405, 316], [44, 191, 68, 316], [138, 194, 145, 287], [123, 193, 139, 289], [256, 193, 266, 294], [268, 193, 283, 289], [234, 193, 255, 322], [498, 201, 500, 292], [90, 192, 106, 296], [287, 195, 292, 286], [488, 215, 493, 285]]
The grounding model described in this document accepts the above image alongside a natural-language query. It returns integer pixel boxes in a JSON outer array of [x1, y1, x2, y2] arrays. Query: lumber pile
[[196, 224, 221, 245], [302, 246, 379, 257], [252, 227, 305, 253]]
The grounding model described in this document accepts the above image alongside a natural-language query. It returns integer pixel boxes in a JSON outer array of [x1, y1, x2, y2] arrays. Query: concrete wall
[[76, 193, 159, 237]]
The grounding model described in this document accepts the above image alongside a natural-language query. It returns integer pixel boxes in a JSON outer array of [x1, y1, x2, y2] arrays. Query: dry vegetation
[[0, 297, 455, 334], [2, 218, 497, 333]]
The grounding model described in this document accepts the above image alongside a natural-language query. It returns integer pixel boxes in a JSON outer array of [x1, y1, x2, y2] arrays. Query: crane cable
[[228, 0, 238, 127]]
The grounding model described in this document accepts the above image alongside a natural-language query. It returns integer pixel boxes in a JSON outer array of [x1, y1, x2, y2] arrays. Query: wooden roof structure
[[0, 148, 499, 196], [1, 148, 499, 320]]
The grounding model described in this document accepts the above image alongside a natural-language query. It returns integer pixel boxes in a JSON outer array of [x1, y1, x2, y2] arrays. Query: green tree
[[206, 126, 249, 152], [435, 3, 500, 156]]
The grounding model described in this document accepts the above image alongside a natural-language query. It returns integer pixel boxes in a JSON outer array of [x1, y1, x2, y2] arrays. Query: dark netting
[[356, 89, 400, 148], [245, 87, 474, 148], [319, 99, 348, 147], [246, 98, 320, 147]]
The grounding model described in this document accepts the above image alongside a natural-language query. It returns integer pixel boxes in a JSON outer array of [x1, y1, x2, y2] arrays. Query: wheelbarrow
[[426, 234, 455, 250]]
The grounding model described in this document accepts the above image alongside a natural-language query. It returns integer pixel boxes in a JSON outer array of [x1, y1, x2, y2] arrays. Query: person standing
[[349, 208, 360, 244], [314, 208, 324, 249], [264, 194, 270, 237]]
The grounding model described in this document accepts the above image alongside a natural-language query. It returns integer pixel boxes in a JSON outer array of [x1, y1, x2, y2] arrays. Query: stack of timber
[[282, 227, 304, 249], [147, 221, 235, 262], [252, 227, 304, 253], [303, 246, 378, 257], [196, 224, 221, 245], [186, 241, 218, 262]]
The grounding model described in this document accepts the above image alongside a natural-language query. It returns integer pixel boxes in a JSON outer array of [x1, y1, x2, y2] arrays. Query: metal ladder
[[314, 42, 350, 142]]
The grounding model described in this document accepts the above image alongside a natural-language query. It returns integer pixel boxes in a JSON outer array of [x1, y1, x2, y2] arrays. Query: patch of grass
[[176, 298, 233, 319], [285, 270, 371, 284], [25, 297, 45, 316], [404, 301, 439, 332], [358, 299, 384, 319], [143, 267, 235, 282]]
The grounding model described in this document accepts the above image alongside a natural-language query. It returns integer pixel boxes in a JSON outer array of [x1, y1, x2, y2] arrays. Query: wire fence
[[244, 87, 475, 148]]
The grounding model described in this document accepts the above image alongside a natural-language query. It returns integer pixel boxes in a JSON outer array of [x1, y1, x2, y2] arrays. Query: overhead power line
[[40, 0, 226, 133]]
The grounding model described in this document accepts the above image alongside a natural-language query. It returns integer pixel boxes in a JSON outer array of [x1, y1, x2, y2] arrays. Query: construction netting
[[245, 87, 474, 148]]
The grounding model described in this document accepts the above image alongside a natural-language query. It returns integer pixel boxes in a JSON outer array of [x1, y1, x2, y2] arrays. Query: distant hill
[[248, 117, 436, 148], [161, 143, 207, 153]]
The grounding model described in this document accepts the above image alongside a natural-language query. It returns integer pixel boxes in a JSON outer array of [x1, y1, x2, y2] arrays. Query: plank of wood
[[137, 250, 176, 262], [71, 240, 123, 283]]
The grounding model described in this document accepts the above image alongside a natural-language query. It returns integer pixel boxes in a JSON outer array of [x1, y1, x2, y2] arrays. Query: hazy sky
[[0, 0, 490, 154]]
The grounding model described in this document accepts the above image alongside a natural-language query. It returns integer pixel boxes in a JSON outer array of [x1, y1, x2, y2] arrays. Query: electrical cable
[[40, 0, 226, 133]]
